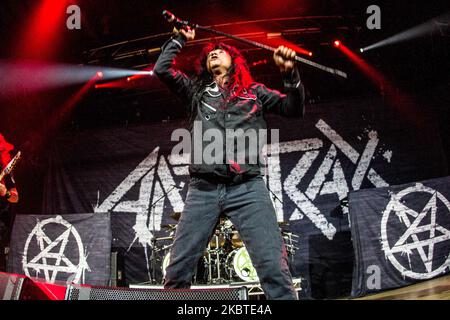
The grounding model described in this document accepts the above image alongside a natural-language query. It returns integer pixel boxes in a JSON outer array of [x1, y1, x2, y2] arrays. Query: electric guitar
[[0, 151, 21, 182]]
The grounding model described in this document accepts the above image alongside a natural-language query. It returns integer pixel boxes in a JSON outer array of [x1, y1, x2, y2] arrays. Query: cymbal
[[170, 211, 182, 221], [161, 224, 177, 230], [155, 236, 174, 241]]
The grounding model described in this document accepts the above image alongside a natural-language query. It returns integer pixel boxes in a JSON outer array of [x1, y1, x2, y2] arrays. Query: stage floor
[[353, 275, 450, 300]]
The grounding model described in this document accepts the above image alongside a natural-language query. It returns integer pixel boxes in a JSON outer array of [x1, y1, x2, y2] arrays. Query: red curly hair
[[0, 133, 13, 169]]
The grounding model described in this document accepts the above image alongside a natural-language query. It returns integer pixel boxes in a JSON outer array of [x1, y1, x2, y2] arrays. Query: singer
[[153, 24, 305, 299]]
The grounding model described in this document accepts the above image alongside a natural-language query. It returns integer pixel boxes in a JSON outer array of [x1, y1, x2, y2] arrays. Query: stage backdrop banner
[[41, 97, 447, 298], [349, 176, 450, 297], [8, 213, 111, 286]]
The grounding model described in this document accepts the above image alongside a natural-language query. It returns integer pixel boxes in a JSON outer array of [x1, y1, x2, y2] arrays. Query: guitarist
[[0, 134, 18, 205], [0, 133, 18, 271]]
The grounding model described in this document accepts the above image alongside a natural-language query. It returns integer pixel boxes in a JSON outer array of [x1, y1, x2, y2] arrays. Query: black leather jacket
[[154, 34, 305, 184]]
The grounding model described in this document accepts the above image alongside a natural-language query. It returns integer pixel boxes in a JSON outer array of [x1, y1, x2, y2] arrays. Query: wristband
[[5, 190, 11, 199]]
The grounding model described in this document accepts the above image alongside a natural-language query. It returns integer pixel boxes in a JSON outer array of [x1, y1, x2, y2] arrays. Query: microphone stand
[[146, 184, 180, 284], [268, 185, 284, 207], [162, 10, 348, 79], [263, 149, 284, 208], [263, 153, 299, 264]]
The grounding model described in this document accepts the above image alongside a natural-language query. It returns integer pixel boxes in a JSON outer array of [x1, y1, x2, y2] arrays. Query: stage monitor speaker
[[65, 284, 248, 300], [0, 272, 25, 300]]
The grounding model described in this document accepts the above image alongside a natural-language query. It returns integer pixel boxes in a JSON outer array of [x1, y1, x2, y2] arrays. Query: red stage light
[[96, 71, 104, 79], [333, 41, 421, 127], [308, 52, 313, 57], [15, 0, 69, 60], [334, 40, 341, 47]]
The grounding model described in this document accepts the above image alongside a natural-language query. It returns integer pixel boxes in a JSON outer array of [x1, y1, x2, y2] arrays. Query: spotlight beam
[[361, 12, 450, 52], [0, 61, 152, 95], [334, 42, 424, 128]]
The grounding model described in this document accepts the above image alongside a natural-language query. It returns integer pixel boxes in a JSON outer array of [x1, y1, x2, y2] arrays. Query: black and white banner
[[9, 213, 111, 286], [41, 97, 447, 298], [349, 176, 450, 297]]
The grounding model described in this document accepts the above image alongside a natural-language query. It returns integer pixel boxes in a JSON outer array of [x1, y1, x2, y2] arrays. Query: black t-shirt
[[0, 175, 15, 215]]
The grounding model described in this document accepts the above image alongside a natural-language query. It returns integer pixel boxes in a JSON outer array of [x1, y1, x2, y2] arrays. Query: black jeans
[[164, 175, 297, 300]]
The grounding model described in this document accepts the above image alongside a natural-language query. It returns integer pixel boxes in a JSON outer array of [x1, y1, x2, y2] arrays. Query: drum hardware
[[157, 215, 301, 285], [146, 184, 181, 284], [231, 232, 244, 248], [204, 243, 225, 284], [170, 211, 182, 221], [208, 230, 227, 249], [161, 224, 177, 236], [161, 249, 207, 284], [204, 220, 232, 284], [154, 236, 174, 241], [278, 221, 290, 227], [161, 224, 177, 230], [159, 243, 173, 251], [225, 247, 259, 282], [281, 231, 299, 261]]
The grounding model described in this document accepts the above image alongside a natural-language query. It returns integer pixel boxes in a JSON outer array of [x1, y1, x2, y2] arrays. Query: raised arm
[[256, 46, 305, 118], [153, 28, 196, 104]]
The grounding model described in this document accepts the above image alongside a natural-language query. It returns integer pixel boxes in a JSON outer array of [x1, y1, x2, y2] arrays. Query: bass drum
[[162, 251, 208, 284], [225, 247, 259, 282]]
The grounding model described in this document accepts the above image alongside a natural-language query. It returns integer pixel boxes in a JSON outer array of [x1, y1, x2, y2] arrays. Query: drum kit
[[152, 212, 299, 284]]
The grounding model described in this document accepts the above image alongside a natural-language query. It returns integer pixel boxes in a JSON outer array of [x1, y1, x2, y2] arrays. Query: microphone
[[162, 10, 196, 30], [162, 10, 176, 23]]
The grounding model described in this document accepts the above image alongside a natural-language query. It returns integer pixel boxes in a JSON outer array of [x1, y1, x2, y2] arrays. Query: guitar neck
[[0, 166, 6, 181], [0, 151, 21, 182]]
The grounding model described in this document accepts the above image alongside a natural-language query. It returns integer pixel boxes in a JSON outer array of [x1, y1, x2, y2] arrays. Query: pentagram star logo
[[22, 216, 90, 284], [381, 183, 450, 279]]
